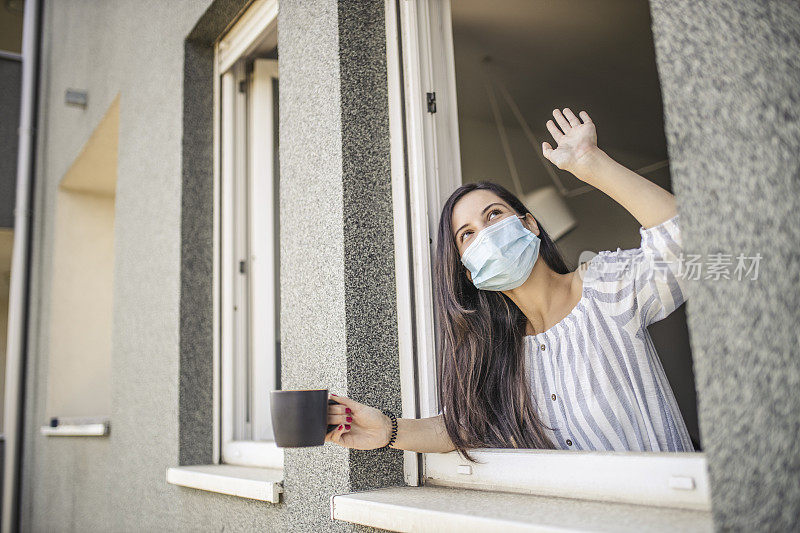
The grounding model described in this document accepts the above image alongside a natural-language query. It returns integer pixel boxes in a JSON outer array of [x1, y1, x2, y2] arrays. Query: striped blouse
[[526, 213, 695, 452]]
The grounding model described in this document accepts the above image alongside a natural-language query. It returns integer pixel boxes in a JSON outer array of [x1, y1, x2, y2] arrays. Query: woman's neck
[[503, 258, 580, 335]]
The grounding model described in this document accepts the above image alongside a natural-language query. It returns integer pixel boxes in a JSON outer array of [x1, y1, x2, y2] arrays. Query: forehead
[[451, 190, 508, 233]]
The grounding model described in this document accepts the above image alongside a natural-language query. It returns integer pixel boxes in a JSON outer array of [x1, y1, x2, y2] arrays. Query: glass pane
[[248, 57, 279, 442]]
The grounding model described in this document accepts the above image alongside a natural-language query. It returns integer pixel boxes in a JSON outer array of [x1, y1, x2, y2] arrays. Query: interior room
[[450, 0, 701, 450]]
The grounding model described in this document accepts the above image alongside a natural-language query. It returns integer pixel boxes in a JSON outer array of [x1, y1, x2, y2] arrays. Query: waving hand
[[542, 108, 599, 178]]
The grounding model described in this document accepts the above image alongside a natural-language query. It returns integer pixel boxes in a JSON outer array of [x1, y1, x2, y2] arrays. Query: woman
[[325, 108, 694, 460]]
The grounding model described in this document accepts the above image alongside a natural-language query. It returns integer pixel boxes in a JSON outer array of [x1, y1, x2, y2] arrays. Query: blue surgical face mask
[[460, 213, 541, 291]]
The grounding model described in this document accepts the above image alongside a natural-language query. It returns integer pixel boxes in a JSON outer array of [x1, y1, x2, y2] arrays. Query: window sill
[[330, 486, 713, 533], [423, 449, 710, 511], [40, 423, 109, 437], [166, 464, 283, 503]]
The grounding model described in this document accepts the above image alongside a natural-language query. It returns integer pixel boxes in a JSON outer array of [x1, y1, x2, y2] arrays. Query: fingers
[[333, 424, 351, 443], [547, 108, 593, 142], [325, 423, 351, 444], [546, 120, 563, 142], [542, 141, 554, 160], [553, 108, 571, 133], [328, 403, 350, 415], [327, 413, 351, 426], [328, 393, 357, 410], [326, 425, 341, 443], [563, 107, 581, 127]]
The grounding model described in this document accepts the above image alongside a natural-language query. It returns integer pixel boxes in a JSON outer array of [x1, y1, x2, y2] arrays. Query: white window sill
[[331, 486, 713, 533], [166, 464, 283, 503], [423, 449, 710, 511], [40, 423, 109, 437]]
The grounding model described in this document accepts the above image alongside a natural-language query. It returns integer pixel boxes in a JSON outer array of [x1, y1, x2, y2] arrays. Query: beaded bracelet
[[383, 410, 398, 448]]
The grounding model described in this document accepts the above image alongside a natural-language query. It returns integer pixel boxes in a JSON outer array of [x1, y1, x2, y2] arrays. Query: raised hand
[[325, 393, 392, 450], [542, 108, 599, 178]]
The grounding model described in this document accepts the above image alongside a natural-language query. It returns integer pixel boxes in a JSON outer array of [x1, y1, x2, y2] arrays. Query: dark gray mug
[[270, 389, 340, 447]]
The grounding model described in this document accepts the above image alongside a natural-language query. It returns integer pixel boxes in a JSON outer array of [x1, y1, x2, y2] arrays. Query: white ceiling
[[451, 0, 669, 161]]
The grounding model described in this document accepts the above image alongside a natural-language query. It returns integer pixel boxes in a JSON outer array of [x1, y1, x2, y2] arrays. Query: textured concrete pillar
[[181, 0, 253, 468], [649, 1, 800, 530], [279, 0, 404, 530]]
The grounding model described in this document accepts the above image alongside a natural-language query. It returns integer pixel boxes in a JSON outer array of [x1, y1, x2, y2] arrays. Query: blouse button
[[551, 393, 557, 401], [566, 439, 573, 446], [540, 344, 546, 351]]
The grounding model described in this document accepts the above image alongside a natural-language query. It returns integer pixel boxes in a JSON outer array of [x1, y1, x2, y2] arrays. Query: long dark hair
[[433, 180, 572, 462]]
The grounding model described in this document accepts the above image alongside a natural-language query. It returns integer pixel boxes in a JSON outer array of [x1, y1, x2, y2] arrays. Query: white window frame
[[388, 0, 711, 511], [213, 0, 282, 469]]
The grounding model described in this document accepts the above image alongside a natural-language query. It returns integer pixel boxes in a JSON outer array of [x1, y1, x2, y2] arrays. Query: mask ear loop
[[518, 213, 536, 234]]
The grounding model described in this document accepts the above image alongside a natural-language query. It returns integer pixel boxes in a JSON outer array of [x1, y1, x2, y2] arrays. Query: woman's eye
[[460, 210, 503, 242]]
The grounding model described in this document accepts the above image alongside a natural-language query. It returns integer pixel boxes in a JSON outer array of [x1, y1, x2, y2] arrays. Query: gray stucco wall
[[649, 0, 800, 530], [180, 0, 252, 471], [22, 0, 800, 531], [22, 0, 401, 531], [22, 0, 286, 530], [279, 0, 403, 529]]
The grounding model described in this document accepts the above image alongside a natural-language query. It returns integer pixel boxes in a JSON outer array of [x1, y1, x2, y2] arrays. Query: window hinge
[[239, 80, 247, 93], [239, 260, 247, 274], [426, 92, 437, 113]]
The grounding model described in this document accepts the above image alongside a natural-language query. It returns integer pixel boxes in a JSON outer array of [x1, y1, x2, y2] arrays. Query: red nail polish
[[345, 407, 352, 414], [338, 425, 343, 430], [346, 416, 352, 422], [331, 393, 337, 396], [345, 425, 351, 430]]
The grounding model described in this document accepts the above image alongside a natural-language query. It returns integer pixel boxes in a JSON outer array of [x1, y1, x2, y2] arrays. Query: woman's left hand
[[542, 108, 600, 178]]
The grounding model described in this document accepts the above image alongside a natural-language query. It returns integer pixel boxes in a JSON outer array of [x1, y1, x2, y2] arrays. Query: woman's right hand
[[325, 393, 392, 450], [542, 108, 601, 178]]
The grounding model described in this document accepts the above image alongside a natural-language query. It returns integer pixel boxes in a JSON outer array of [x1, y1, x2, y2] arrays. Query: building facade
[[3, 0, 798, 531]]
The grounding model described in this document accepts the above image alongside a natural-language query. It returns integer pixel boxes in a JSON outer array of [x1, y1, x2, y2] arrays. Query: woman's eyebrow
[[454, 202, 506, 237]]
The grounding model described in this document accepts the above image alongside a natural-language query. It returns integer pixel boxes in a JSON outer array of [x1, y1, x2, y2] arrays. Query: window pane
[[248, 58, 279, 441]]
